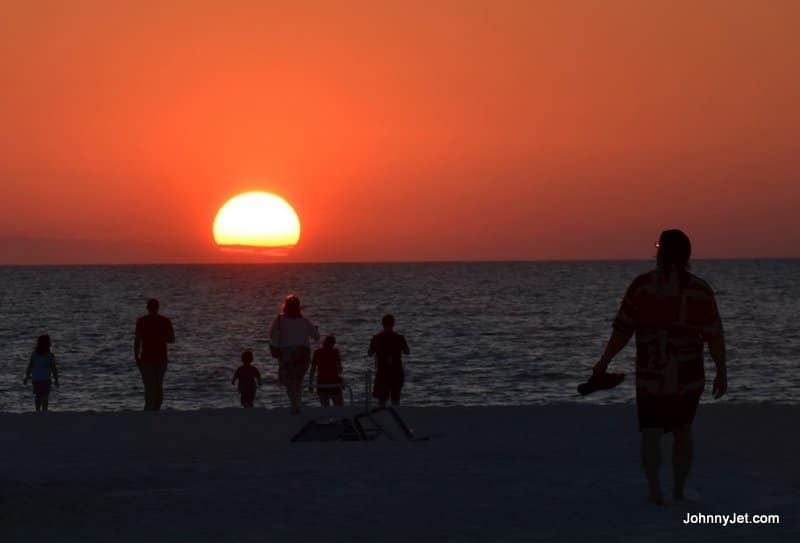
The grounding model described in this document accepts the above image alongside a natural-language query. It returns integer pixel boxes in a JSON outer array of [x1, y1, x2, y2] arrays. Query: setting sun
[[213, 191, 301, 249]]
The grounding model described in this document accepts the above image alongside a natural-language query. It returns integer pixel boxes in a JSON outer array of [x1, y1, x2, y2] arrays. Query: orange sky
[[1, 0, 798, 264]]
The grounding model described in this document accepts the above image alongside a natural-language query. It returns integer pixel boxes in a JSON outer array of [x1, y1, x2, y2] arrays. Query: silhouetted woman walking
[[269, 295, 320, 414]]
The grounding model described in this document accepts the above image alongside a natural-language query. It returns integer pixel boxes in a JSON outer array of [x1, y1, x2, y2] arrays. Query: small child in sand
[[232, 350, 262, 408], [23, 334, 59, 412], [309, 335, 344, 406]]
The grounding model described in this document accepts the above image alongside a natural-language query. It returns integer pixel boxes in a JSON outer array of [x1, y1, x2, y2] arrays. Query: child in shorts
[[232, 350, 262, 408]]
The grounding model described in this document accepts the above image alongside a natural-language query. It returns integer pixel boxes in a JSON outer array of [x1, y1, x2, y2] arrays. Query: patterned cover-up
[[613, 268, 723, 397]]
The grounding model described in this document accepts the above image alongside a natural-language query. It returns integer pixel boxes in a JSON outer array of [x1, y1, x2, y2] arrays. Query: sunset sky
[[1, 0, 798, 264]]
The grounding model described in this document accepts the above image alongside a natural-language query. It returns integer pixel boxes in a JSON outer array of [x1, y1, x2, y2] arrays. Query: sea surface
[[0, 261, 797, 412]]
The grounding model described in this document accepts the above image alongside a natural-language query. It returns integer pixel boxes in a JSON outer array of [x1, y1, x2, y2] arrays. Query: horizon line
[[1, 256, 799, 267]]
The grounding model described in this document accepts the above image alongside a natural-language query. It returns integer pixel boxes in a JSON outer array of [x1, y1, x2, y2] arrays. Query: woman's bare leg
[[288, 381, 303, 413], [285, 385, 297, 412]]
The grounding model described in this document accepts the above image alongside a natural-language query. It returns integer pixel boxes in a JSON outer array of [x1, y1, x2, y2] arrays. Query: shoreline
[[2, 399, 798, 416]]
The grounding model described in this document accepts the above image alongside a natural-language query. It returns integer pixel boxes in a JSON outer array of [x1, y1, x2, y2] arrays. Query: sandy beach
[[1, 404, 796, 542]]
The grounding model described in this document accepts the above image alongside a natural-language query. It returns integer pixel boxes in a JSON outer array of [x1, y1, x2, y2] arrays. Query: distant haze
[[1, 1, 798, 264]]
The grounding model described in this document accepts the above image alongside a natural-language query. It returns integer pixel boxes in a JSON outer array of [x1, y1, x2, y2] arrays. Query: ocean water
[[0, 261, 797, 412]]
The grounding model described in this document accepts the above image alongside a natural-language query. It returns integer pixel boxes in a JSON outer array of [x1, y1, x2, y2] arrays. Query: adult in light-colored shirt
[[269, 294, 320, 414]]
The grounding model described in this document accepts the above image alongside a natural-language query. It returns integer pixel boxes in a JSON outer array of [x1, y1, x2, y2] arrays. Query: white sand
[[1, 404, 797, 542]]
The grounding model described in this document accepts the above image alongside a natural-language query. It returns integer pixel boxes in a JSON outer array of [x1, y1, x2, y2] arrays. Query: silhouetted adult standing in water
[[369, 314, 410, 407], [593, 229, 727, 505], [134, 298, 175, 411], [270, 295, 319, 414]]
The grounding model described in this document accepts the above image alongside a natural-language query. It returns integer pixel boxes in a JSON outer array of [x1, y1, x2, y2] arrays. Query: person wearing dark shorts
[[593, 230, 727, 505], [232, 350, 262, 408], [309, 335, 344, 406], [134, 298, 175, 411], [368, 314, 410, 407]]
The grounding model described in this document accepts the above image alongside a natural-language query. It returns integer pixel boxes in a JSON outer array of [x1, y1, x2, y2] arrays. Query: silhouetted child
[[232, 350, 262, 408], [309, 335, 344, 406], [24, 334, 59, 412]]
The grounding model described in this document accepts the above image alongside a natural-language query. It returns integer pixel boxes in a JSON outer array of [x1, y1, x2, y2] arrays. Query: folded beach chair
[[291, 417, 363, 442], [354, 407, 420, 441], [291, 407, 429, 442]]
